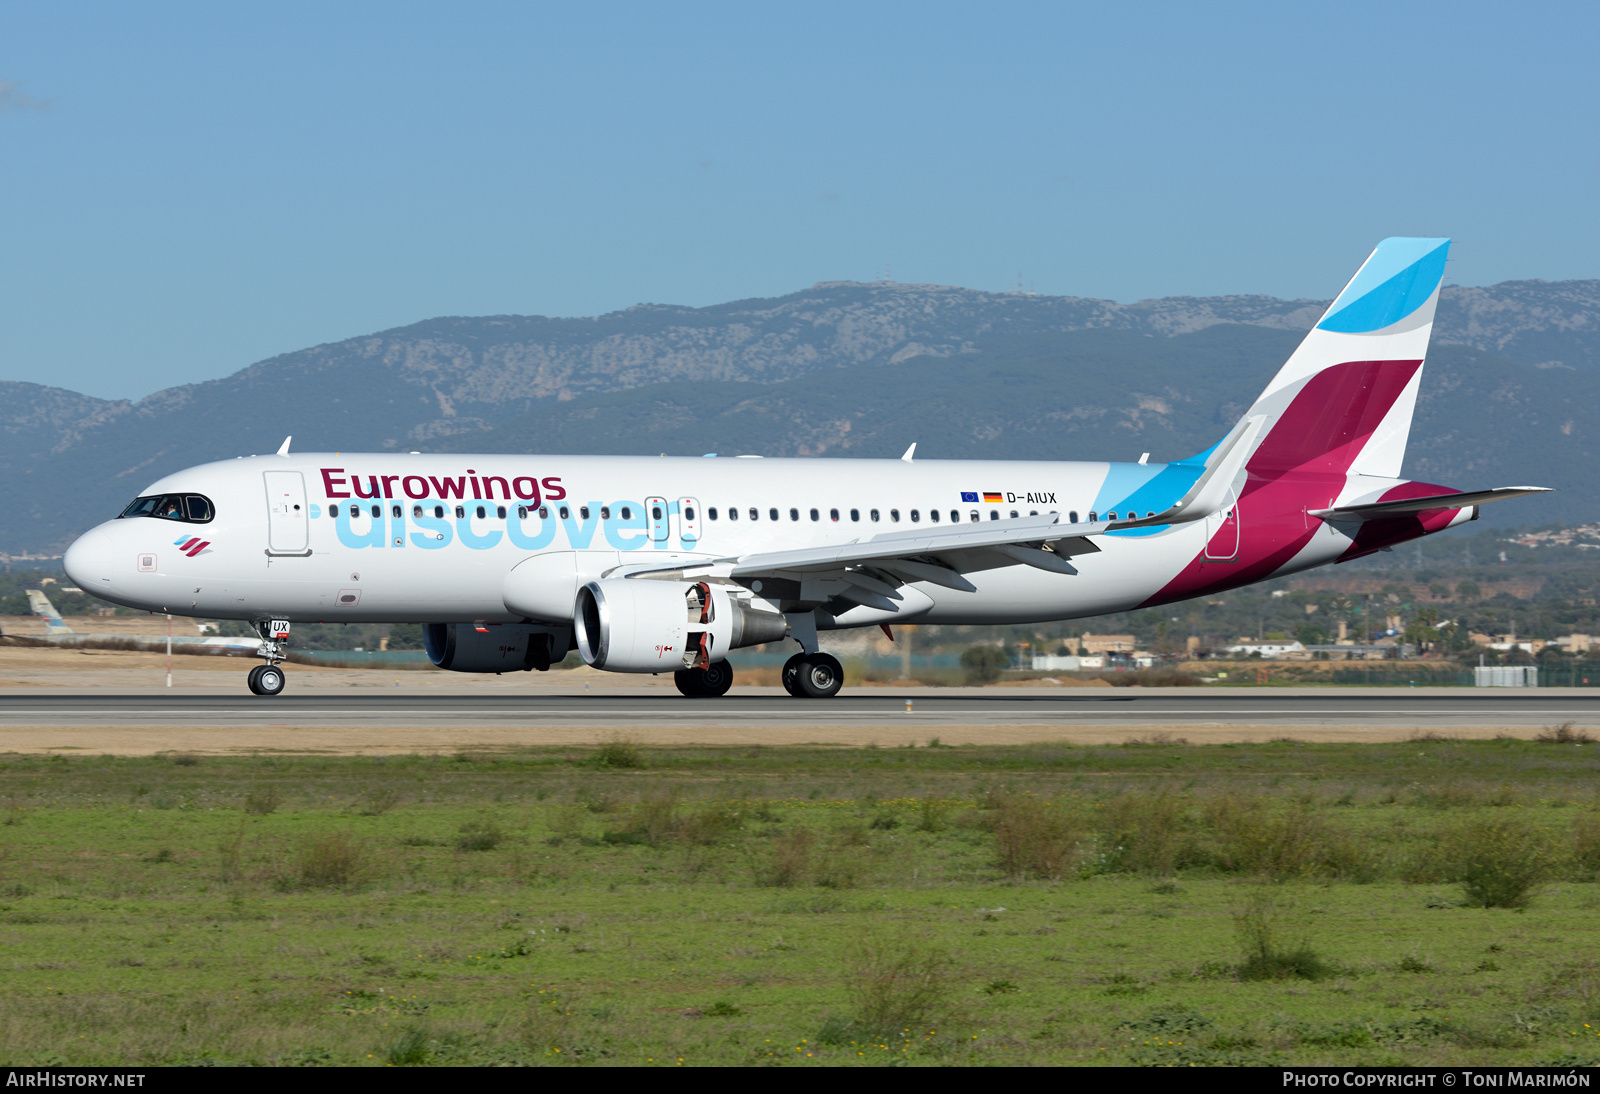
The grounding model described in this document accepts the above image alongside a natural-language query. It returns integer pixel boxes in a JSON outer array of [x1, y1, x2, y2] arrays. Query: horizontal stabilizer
[[1309, 487, 1551, 522]]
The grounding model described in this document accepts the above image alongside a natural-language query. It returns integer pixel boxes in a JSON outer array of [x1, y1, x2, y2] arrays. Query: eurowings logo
[[173, 535, 212, 557]]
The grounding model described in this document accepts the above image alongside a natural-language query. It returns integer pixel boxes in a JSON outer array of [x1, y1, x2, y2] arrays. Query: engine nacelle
[[423, 623, 571, 673], [573, 579, 788, 673]]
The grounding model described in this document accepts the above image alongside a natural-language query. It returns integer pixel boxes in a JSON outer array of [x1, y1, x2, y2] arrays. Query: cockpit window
[[120, 493, 215, 524]]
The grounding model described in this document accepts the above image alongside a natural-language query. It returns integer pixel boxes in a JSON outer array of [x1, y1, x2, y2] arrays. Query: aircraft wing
[[615, 512, 1108, 591], [1309, 487, 1551, 522]]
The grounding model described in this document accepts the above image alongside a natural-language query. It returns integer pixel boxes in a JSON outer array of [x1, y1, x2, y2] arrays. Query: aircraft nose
[[63, 529, 115, 590]]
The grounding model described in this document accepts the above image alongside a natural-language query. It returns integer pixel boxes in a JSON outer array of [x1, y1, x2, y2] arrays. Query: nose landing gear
[[247, 619, 290, 697], [247, 663, 286, 696]]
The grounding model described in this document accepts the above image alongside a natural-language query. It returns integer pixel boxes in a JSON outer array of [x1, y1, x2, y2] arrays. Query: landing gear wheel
[[795, 653, 844, 699], [698, 660, 734, 697], [255, 664, 286, 697], [674, 669, 706, 697], [674, 661, 734, 698], [246, 665, 265, 695], [781, 653, 807, 697]]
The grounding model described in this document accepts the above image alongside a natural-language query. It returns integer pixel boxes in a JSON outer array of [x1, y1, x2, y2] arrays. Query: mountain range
[[3, 278, 1596, 556]]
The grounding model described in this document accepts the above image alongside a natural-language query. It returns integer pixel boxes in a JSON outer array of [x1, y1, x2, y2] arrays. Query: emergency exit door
[[264, 471, 309, 554], [646, 496, 669, 544], [1203, 487, 1239, 561]]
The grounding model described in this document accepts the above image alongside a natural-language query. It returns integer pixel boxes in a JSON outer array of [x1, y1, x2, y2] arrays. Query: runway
[[1, 687, 1596, 753]]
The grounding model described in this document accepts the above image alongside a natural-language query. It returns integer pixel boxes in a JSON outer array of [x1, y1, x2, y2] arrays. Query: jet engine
[[423, 622, 571, 673], [573, 579, 788, 673]]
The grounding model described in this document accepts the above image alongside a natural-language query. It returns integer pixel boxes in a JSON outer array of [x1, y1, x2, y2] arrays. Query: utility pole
[[165, 614, 172, 689]]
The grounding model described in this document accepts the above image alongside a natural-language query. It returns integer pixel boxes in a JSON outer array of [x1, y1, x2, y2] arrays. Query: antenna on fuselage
[[901, 443, 916, 463], [276, 436, 292, 457]]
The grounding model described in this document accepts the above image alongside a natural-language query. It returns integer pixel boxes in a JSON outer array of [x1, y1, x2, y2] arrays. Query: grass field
[[2, 735, 1600, 1067]]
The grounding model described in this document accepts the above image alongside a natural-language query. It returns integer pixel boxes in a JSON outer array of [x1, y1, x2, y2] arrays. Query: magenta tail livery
[[63, 240, 1549, 697]]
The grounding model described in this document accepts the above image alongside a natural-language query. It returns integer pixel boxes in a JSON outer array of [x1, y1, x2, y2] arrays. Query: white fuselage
[[60, 450, 1439, 631]]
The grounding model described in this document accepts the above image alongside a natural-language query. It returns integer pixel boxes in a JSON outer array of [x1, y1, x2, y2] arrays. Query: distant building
[[1221, 640, 1306, 659], [1079, 633, 1136, 654], [1555, 634, 1592, 654]]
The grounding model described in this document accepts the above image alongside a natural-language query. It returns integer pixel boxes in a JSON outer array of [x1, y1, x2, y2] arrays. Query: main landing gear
[[674, 661, 735, 698], [247, 619, 289, 697], [781, 652, 844, 699]]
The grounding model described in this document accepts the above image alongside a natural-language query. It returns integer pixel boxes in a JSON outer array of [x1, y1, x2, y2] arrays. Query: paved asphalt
[[3, 688, 1597, 730]]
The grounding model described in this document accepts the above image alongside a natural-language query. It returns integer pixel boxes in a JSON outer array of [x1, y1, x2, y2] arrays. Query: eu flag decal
[[960, 491, 979, 503]]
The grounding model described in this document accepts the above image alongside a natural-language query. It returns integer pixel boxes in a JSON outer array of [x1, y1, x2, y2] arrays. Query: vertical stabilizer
[[26, 590, 74, 635], [1239, 238, 1449, 480]]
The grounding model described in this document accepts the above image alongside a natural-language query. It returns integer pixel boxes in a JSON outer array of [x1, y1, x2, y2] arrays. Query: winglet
[[276, 436, 292, 457], [901, 443, 916, 463]]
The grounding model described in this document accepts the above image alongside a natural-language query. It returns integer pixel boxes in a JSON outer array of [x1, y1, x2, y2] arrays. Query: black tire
[[246, 665, 265, 695], [781, 653, 807, 697], [256, 664, 286, 696], [796, 652, 843, 699], [675, 662, 735, 698], [699, 660, 734, 697]]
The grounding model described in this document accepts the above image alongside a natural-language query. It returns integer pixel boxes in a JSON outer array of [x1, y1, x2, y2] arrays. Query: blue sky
[[2, 1, 1597, 399]]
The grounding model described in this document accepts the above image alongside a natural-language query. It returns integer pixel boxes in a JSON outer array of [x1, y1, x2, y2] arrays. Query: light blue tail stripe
[[1317, 238, 1450, 334]]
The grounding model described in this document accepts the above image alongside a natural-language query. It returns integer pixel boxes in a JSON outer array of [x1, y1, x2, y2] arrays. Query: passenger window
[[540, 507, 550, 519], [654, 505, 664, 520], [185, 496, 214, 522], [414, 505, 423, 518], [728, 508, 738, 521], [1107, 511, 1117, 520], [683, 507, 693, 521], [1147, 511, 1156, 519], [600, 506, 611, 520], [929, 509, 939, 522], [950, 510, 959, 523], [621, 506, 632, 520], [708, 507, 719, 520], [517, 506, 528, 519], [890, 509, 900, 522], [989, 511, 999, 520], [850, 509, 860, 522], [392, 505, 402, 518], [1010, 510, 1018, 519], [1070, 511, 1079, 523], [558, 506, 570, 519], [829, 508, 839, 521], [351, 505, 361, 518], [454, 505, 465, 519], [789, 508, 799, 521], [910, 509, 920, 522], [1029, 510, 1038, 516], [580, 506, 590, 520], [1089, 511, 1098, 522], [870, 509, 880, 522], [749, 508, 758, 521], [497, 505, 507, 519], [474, 505, 485, 519], [810, 508, 819, 521], [373, 504, 382, 518], [769, 508, 778, 521]]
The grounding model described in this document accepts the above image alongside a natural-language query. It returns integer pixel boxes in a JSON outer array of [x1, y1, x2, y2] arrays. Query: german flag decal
[[982, 492, 1003, 503]]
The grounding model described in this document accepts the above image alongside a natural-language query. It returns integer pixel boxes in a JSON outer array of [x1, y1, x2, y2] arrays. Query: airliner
[[20, 589, 263, 653], [62, 239, 1546, 697]]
